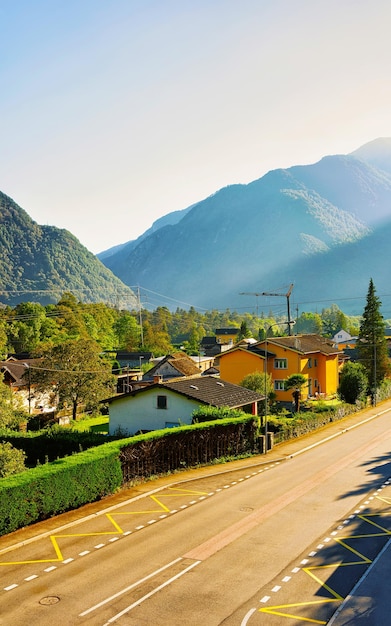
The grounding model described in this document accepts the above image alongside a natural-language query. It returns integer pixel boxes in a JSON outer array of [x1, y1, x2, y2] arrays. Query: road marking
[[101, 560, 201, 625], [80, 558, 183, 616], [241, 607, 257, 625], [258, 485, 391, 623]]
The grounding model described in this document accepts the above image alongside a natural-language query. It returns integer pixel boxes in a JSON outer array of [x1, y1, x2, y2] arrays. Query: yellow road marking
[[0, 487, 209, 566], [259, 508, 391, 622]]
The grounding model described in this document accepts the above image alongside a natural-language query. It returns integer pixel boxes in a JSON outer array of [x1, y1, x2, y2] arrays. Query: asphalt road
[[1, 401, 391, 625]]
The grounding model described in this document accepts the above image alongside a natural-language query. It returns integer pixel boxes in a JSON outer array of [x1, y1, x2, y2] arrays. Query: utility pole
[[137, 286, 144, 348]]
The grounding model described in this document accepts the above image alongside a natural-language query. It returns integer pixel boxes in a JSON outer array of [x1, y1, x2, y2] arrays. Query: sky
[[1, 0, 390, 254]]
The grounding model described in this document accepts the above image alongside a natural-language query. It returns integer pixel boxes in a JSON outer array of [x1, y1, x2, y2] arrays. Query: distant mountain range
[[3, 138, 391, 316], [98, 137, 391, 316], [0, 192, 137, 308]]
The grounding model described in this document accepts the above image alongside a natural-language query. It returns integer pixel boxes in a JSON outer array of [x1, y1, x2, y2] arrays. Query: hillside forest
[[0, 291, 365, 359]]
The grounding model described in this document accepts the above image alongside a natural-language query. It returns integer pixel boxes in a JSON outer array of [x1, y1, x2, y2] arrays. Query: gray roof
[[162, 375, 263, 408], [103, 375, 263, 408]]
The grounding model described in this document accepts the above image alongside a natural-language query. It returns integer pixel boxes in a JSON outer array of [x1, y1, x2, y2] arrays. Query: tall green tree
[[30, 339, 115, 420], [357, 279, 389, 401], [338, 361, 368, 405]]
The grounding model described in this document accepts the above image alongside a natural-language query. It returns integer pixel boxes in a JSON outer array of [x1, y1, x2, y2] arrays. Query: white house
[[104, 375, 263, 436]]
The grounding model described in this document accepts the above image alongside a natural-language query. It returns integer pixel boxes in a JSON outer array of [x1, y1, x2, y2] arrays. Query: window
[[308, 358, 312, 368], [157, 395, 167, 409], [314, 358, 318, 367], [274, 380, 285, 391], [274, 358, 288, 369]]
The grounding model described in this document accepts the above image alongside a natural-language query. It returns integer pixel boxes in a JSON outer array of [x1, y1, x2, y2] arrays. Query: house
[[215, 328, 240, 346], [332, 329, 357, 351], [142, 352, 202, 381], [259, 334, 339, 401], [215, 344, 266, 385], [0, 356, 55, 414], [105, 375, 263, 436], [217, 334, 340, 403]]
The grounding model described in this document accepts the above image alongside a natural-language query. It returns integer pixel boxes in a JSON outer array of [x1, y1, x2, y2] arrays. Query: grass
[[70, 415, 109, 434]]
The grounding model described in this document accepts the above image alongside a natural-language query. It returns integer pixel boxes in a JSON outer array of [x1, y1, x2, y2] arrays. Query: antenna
[[239, 284, 294, 333]]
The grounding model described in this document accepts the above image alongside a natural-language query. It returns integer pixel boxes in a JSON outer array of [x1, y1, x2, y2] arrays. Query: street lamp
[[264, 320, 295, 454]]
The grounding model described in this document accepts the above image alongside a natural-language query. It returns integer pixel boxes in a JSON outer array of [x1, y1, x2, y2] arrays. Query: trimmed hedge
[[0, 416, 258, 535], [0, 442, 123, 535], [0, 429, 114, 467]]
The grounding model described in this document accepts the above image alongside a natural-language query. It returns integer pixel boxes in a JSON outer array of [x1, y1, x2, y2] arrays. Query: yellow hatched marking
[[260, 599, 337, 623], [259, 510, 391, 623], [0, 487, 209, 566]]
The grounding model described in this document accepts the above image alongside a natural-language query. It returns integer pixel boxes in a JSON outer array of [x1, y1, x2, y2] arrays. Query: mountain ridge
[[0, 191, 137, 308], [99, 138, 391, 315]]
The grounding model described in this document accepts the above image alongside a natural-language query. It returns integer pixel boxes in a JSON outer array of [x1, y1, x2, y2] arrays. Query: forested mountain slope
[[0, 192, 136, 307]]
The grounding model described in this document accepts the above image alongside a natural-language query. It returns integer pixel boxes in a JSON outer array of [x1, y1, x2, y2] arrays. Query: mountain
[[99, 138, 391, 316], [0, 192, 137, 308], [97, 206, 192, 261]]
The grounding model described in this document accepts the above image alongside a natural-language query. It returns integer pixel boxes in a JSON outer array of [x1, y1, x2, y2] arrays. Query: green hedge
[[0, 442, 123, 535], [0, 429, 115, 467], [0, 416, 258, 535]]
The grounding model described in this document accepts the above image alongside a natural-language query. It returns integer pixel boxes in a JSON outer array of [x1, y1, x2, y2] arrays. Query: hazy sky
[[1, 0, 390, 253]]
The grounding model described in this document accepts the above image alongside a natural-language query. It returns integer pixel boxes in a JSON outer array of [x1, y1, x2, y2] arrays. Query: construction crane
[[239, 284, 294, 334]]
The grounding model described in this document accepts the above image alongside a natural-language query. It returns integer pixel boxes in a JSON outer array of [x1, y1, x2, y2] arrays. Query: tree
[[0, 442, 26, 477], [338, 361, 368, 405], [240, 371, 273, 415], [0, 372, 28, 429], [357, 279, 389, 402], [238, 320, 252, 340], [295, 312, 323, 335], [285, 373, 307, 412], [30, 339, 115, 420], [321, 304, 349, 337]]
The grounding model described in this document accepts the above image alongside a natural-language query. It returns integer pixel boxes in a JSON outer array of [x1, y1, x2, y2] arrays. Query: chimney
[[153, 375, 163, 384]]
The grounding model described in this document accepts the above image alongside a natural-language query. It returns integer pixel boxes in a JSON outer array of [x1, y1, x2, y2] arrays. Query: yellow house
[[217, 334, 339, 403], [215, 327, 240, 346], [217, 346, 266, 384]]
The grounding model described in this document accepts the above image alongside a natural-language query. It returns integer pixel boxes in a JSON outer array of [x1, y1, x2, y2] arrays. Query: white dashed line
[[272, 585, 281, 592], [94, 544, 105, 549], [25, 575, 38, 581], [4, 584, 18, 591], [260, 595, 270, 603], [79, 550, 90, 556], [44, 566, 57, 572], [282, 576, 291, 582], [62, 558, 74, 564], [109, 537, 119, 543]]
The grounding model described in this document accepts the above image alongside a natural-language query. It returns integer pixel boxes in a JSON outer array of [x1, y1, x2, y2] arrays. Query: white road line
[[25, 575, 38, 581], [241, 608, 257, 625], [79, 557, 183, 616], [101, 560, 201, 625], [44, 566, 57, 572], [4, 584, 18, 591]]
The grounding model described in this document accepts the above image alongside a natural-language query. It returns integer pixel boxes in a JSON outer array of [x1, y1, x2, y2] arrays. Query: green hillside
[[0, 192, 137, 307]]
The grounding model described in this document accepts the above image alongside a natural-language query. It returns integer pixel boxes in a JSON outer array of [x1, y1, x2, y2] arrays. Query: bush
[[0, 442, 26, 477]]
